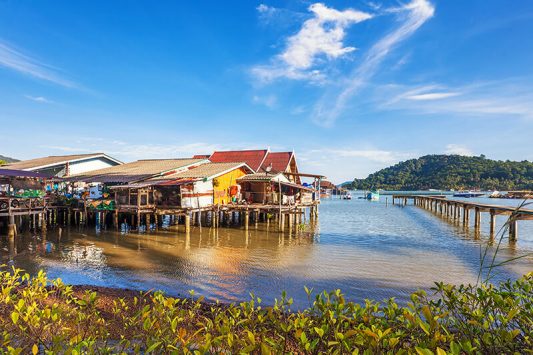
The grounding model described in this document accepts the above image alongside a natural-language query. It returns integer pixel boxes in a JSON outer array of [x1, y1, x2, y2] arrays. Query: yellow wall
[[213, 167, 248, 205]]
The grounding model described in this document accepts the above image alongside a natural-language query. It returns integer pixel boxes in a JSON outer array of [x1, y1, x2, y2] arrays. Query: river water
[[1, 195, 532, 307]]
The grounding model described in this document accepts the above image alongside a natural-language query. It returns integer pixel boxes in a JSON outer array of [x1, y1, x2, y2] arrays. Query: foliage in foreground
[[0, 267, 531, 354]]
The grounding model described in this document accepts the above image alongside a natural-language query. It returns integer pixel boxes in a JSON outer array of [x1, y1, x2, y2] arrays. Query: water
[[2, 196, 532, 308]]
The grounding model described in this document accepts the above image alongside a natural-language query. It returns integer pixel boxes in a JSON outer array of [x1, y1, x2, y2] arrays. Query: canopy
[[0, 169, 51, 179]]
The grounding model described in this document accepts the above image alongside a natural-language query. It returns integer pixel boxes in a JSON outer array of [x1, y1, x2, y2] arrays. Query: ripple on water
[[2, 197, 532, 307]]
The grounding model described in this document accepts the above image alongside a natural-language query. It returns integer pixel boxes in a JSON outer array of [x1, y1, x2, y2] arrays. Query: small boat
[[453, 191, 485, 198], [366, 190, 379, 201], [489, 191, 501, 198], [343, 193, 352, 200]]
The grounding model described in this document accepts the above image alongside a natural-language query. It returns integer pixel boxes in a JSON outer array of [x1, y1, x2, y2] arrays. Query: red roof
[[261, 152, 293, 173], [192, 154, 210, 159], [209, 149, 268, 172]]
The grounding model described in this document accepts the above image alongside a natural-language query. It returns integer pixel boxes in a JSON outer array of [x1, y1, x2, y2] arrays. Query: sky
[[1, 0, 532, 183]]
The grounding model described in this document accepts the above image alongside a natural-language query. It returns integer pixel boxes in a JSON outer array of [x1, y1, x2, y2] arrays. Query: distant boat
[[453, 191, 485, 198], [343, 193, 352, 200], [366, 190, 379, 201]]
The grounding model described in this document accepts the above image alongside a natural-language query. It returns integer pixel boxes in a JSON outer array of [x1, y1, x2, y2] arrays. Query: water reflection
[[1, 198, 532, 307]]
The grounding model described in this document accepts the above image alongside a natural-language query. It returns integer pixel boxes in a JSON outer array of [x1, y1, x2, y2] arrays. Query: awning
[[0, 169, 52, 179], [280, 181, 315, 192], [110, 178, 199, 189]]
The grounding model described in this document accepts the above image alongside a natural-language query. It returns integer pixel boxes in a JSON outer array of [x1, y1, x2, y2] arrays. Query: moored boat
[[366, 190, 379, 201], [453, 191, 485, 198]]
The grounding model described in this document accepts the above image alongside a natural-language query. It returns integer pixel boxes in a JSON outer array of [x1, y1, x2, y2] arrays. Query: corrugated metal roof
[[157, 162, 251, 180], [209, 149, 269, 172], [237, 172, 284, 182], [2, 153, 122, 170], [68, 159, 206, 183], [261, 152, 293, 173], [192, 154, 210, 159]]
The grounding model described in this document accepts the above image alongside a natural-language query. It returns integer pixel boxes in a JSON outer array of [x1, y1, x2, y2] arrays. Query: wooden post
[[114, 210, 119, 229], [146, 213, 151, 231], [244, 210, 249, 231], [154, 213, 159, 230], [509, 219, 518, 241], [8, 213, 16, 239], [474, 207, 480, 231], [136, 211, 141, 231], [489, 210, 496, 237], [280, 213, 285, 233]]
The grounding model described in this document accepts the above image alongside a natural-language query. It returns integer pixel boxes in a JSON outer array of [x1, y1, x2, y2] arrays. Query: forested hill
[[0, 155, 18, 164], [352, 155, 533, 191]]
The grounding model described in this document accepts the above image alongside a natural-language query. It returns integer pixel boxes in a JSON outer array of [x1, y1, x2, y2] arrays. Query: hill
[[0, 155, 19, 165], [352, 154, 533, 191]]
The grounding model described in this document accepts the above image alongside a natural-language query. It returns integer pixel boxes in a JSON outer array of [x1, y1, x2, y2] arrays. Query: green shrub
[[0, 266, 531, 354]]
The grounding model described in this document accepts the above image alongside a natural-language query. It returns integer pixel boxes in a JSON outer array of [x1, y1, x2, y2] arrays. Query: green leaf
[[314, 327, 324, 338], [145, 341, 162, 353], [419, 320, 430, 335], [415, 347, 434, 355], [11, 311, 19, 325]]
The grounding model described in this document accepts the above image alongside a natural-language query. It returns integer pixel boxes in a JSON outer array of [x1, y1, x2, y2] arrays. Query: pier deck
[[392, 195, 533, 240]]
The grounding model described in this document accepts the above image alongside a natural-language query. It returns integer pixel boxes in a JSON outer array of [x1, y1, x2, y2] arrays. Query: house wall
[[181, 180, 214, 208], [287, 156, 301, 184], [34, 157, 120, 177], [213, 167, 248, 205], [69, 158, 120, 176]]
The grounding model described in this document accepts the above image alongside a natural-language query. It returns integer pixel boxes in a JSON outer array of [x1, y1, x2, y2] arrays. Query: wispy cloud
[[445, 144, 474, 156], [380, 79, 533, 120], [252, 3, 372, 83], [252, 94, 277, 109], [0, 41, 78, 88], [24, 95, 54, 104], [312, 0, 435, 126], [405, 92, 460, 100]]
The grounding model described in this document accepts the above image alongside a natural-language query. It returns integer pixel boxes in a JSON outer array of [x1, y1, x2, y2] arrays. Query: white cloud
[[445, 144, 474, 156], [24, 95, 53, 104], [312, 0, 435, 126], [252, 3, 372, 83], [257, 4, 270, 13], [0, 41, 78, 88], [405, 92, 460, 100], [252, 94, 277, 109]]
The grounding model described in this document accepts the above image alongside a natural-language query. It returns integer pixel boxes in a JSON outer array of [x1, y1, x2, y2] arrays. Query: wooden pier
[[392, 195, 533, 240]]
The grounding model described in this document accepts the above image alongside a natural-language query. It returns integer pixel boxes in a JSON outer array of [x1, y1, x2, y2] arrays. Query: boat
[[343, 193, 352, 200], [366, 190, 379, 201], [453, 191, 485, 198], [489, 191, 502, 198]]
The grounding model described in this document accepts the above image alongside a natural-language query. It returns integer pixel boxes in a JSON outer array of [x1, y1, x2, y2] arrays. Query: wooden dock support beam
[[509, 219, 518, 241], [489, 210, 496, 237]]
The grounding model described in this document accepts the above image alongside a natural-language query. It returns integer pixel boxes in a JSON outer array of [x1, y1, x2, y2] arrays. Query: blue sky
[[1, 0, 532, 183]]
